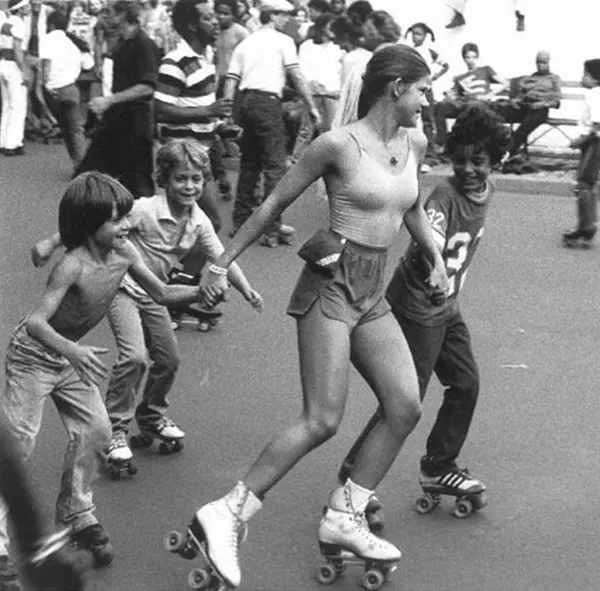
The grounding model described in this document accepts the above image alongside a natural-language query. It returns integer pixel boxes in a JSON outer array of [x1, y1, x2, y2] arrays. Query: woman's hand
[[427, 259, 449, 306]]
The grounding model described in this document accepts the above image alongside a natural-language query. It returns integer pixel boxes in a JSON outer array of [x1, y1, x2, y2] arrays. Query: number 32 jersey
[[386, 177, 493, 326]]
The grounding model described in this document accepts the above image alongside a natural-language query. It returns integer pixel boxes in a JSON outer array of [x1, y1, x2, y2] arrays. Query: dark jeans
[[492, 101, 549, 156], [76, 103, 155, 198], [574, 137, 600, 233], [45, 83, 87, 168], [339, 307, 479, 480], [232, 90, 286, 234]]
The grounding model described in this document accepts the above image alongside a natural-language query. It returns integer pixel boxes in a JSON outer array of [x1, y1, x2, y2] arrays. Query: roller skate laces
[[147, 417, 185, 440], [319, 487, 401, 562], [107, 431, 133, 462]]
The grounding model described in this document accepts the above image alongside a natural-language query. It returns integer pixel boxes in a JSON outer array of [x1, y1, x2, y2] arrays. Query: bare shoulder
[[49, 250, 85, 284]]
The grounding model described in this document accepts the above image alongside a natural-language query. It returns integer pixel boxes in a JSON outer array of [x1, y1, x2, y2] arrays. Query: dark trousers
[[339, 307, 479, 480], [232, 90, 286, 234], [492, 101, 549, 156], [45, 83, 86, 168], [574, 137, 600, 233], [76, 104, 155, 198]]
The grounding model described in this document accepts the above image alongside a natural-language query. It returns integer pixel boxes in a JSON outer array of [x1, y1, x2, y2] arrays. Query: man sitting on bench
[[494, 50, 562, 166]]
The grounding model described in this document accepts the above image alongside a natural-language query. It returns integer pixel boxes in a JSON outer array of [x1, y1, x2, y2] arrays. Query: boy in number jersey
[[339, 103, 510, 528]]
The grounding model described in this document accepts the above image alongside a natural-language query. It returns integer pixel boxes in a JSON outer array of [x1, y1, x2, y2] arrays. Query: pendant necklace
[[389, 156, 399, 166]]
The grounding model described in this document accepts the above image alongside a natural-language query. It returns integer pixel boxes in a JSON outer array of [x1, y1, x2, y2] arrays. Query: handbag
[[297, 230, 346, 275]]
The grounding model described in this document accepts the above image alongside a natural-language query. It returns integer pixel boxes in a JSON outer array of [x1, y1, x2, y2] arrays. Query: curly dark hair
[[446, 103, 511, 166]]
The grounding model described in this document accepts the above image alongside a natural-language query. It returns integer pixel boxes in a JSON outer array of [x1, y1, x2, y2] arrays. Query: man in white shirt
[[224, 0, 320, 246], [39, 9, 88, 170], [0, 0, 28, 156]]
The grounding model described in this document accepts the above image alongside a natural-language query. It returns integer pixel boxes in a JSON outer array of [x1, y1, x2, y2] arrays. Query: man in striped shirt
[[154, 0, 232, 233]]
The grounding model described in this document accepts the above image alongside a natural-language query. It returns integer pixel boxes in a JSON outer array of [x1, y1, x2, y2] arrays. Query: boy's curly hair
[[154, 139, 212, 189], [446, 102, 511, 166]]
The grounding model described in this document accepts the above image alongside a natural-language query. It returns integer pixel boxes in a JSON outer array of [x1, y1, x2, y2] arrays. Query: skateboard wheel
[[164, 530, 185, 553], [452, 498, 473, 518], [316, 563, 338, 585], [415, 494, 438, 515], [361, 568, 385, 591], [187, 567, 210, 590]]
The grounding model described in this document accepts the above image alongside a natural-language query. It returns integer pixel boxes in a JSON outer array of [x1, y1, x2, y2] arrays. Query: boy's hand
[[427, 262, 449, 306], [31, 238, 57, 268], [209, 98, 233, 117], [244, 287, 264, 312], [67, 345, 109, 386], [199, 267, 229, 308]]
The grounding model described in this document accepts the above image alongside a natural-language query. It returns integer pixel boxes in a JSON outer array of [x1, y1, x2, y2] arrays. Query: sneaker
[[141, 416, 185, 440], [419, 467, 485, 496], [71, 524, 114, 568], [193, 482, 262, 588], [107, 432, 133, 463], [0, 555, 21, 591], [319, 507, 401, 562]]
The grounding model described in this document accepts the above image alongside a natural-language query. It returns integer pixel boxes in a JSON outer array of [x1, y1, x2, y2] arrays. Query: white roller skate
[[130, 417, 185, 455], [416, 467, 487, 518], [166, 482, 262, 589], [316, 481, 400, 590], [106, 432, 136, 480]]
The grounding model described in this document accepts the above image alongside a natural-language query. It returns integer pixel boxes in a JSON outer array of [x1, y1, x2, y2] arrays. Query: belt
[[242, 89, 280, 100], [0, 48, 15, 60]]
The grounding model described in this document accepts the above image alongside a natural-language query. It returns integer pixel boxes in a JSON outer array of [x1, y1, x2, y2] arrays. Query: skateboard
[[105, 457, 137, 480], [415, 486, 487, 518], [130, 428, 184, 455], [164, 524, 229, 590], [316, 542, 399, 590]]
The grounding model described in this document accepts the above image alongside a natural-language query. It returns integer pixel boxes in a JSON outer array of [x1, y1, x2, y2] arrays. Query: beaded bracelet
[[208, 263, 228, 276]]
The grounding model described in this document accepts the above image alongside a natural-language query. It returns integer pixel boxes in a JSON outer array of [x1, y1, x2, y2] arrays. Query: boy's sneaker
[[419, 467, 485, 496], [0, 555, 21, 591], [71, 524, 114, 568], [142, 416, 185, 440], [107, 432, 133, 463]]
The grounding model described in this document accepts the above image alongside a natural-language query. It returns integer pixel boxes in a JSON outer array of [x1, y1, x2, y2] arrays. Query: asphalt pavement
[[1, 143, 599, 591]]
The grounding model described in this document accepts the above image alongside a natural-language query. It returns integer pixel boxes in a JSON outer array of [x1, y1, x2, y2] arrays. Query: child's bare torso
[[48, 247, 131, 343]]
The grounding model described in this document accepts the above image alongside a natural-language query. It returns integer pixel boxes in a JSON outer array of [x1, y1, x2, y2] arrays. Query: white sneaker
[[152, 417, 185, 440], [319, 507, 401, 562], [194, 482, 262, 588], [107, 432, 133, 462]]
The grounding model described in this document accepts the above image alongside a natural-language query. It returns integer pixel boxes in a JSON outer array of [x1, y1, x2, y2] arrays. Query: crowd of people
[[1, 0, 600, 590]]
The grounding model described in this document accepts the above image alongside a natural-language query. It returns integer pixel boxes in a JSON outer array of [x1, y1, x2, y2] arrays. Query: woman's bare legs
[[243, 303, 352, 497]]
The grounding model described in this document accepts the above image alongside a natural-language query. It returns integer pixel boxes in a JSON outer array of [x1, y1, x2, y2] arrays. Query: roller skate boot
[[0, 555, 21, 591], [562, 228, 596, 248], [130, 417, 185, 455], [317, 482, 400, 589], [106, 432, 137, 480], [165, 482, 262, 589], [70, 523, 114, 568], [415, 467, 487, 518]]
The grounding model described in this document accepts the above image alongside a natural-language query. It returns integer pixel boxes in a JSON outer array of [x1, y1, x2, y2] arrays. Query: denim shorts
[[287, 236, 391, 328]]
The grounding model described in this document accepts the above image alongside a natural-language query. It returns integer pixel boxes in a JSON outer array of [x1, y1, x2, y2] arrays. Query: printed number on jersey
[[446, 229, 484, 296]]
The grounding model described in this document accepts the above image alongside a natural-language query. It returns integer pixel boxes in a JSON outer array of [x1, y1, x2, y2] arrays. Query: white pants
[[0, 60, 27, 150]]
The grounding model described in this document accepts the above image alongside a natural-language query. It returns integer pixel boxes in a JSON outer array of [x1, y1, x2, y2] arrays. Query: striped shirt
[[155, 39, 217, 143]]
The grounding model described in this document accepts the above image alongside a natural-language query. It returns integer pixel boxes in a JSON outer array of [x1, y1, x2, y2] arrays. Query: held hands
[[199, 265, 229, 309], [66, 345, 109, 386]]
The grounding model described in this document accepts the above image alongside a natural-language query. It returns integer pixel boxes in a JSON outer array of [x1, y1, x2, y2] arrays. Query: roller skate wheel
[[415, 494, 438, 514], [197, 321, 211, 332], [108, 467, 121, 481], [127, 463, 138, 475], [187, 567, 211, 589], [164, 530, 186, 553], [158, 442, 172, 455], [130, 433, 153, 448], [316, 563, 338, 585], [173, 439, 184, 452], [361, 568, 385, 591], [471, 491, 488, 511], [452, 498, 473, 518]]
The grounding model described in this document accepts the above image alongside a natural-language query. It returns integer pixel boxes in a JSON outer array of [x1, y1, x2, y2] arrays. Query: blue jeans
[[232, 90, 287, 234], [45, 82, 87, 168], [0, 321, 111, 555], [104, 286, 180, 435]]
